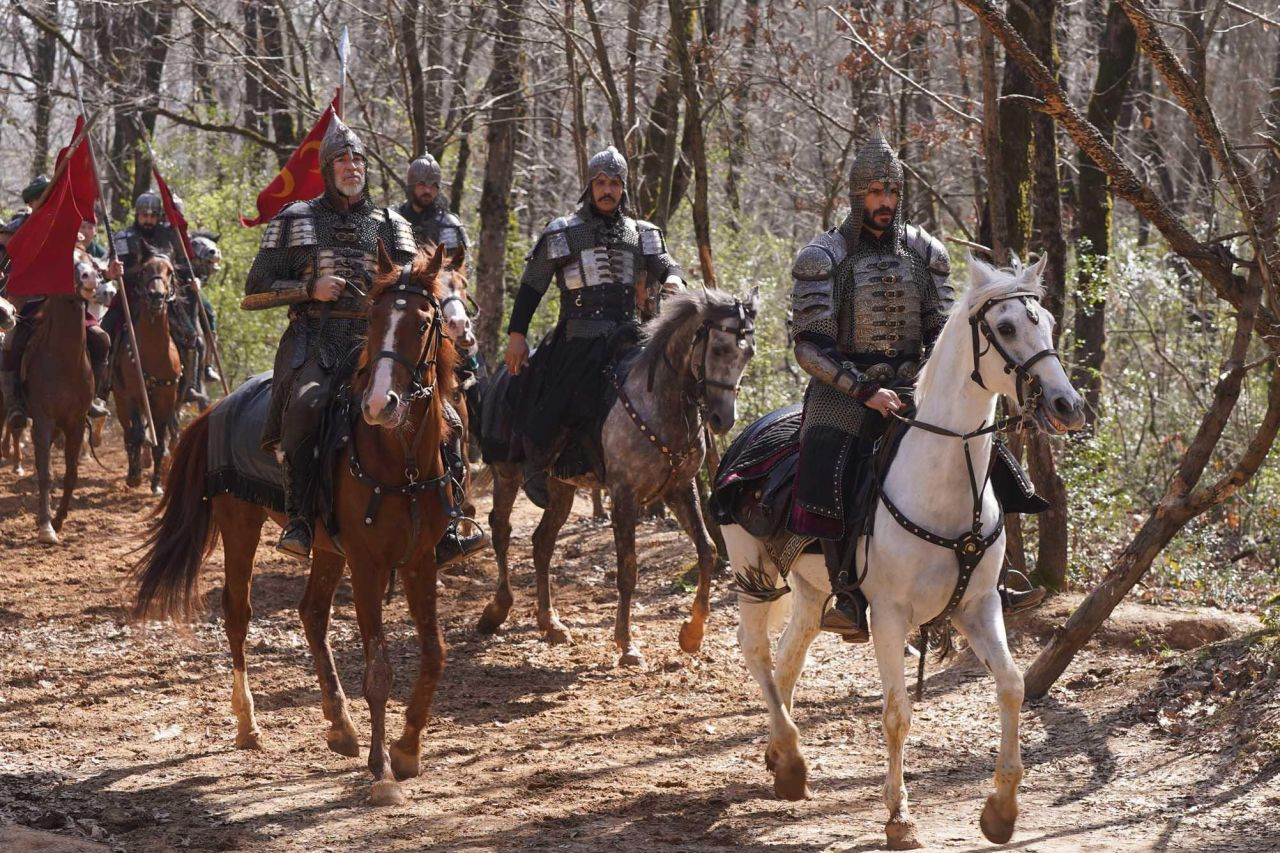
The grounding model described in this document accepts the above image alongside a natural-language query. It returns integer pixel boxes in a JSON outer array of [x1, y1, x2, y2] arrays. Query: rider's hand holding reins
[[505, 332, 530, 375], [866, 388, 904, 416], [311, 274, 346, 302]]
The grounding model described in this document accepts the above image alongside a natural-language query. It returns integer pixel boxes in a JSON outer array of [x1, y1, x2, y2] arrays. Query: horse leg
[[872, 605, 923, 850], [665, 480, 717, 654], [52, 418, 84, 533], [606, 483, 645, 667], [533, 479, 575, 645], [349, 560, 401, 804], [33, 418, 58, 544], [774, 562, 825, 713], [954, 592, 1023, 844], [389, 556, 446, 782], [123, 405, 143, 489], [477, 464, 520, 634], [300, 549, 359, 758], [216, 503, 267, 750], [150, 409, 166, 495]]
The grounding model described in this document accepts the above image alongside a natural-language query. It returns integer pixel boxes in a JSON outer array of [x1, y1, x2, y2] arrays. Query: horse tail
[[132, 408, 218, 622]]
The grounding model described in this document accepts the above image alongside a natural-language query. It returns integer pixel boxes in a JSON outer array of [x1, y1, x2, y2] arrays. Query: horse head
[[191, 232, 222, 280], [138, 243, 175, 317], [642, 286, 758, 436], [358, 241, 457, 429], [74, 254, 101, 304], [0, 294, 15, 333], [939, 255, 1085, 434], [430, 243, 476, 353]]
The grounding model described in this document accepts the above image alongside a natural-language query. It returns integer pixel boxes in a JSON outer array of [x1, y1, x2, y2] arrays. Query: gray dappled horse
[[478, 288, 758, 666]]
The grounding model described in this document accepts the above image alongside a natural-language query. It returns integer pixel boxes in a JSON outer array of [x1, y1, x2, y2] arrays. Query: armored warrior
[[101, 191, 211, 406], [1, 179, 120, 428], [789, 133, 1043, 643], [503, 146, 684, 485], [396, 152, 468, 253], [243, 116, 417, 558], [0, 176, 49, 278]]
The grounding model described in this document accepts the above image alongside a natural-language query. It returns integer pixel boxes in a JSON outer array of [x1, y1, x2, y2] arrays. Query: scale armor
[[396, 197, 468, 252], [519, 206, 678, 338]]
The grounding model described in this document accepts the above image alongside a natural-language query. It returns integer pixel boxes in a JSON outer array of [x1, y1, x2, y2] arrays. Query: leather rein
[[346, 262, 462, 567], [873, 291, 1056, 633], [614, 297, 756, 502]]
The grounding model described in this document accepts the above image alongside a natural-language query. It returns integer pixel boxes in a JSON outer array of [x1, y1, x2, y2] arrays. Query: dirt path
[[1, 442, 1277, 852]]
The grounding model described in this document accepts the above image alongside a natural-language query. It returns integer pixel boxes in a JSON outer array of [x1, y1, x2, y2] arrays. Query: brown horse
[[112, 252, 181, 494], [15, 288, 94, 543], [132, 244, 459, 805], [0, 294, 20, 473]]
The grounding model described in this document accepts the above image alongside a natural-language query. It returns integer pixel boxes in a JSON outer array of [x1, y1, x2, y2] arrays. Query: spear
[[338, 25, 350, 119], [136, 125, 231, 397], [68, 61, 158, 447]]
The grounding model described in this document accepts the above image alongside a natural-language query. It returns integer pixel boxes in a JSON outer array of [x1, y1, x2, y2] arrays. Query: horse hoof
[[885, 816, 923, 850], [980, 794, 1017, 844], [325, 724, 360, 758], [543, 626, 573, 646], [52, 516, 66, 533], [389, 742, 421, 781], [767, 750, 809, 801], [476, 605, 508, 635], [369, 780, 406, 807], [617, 647, 645, 668], [678, 619, 704, 653], [37, 525, 59, 545], [235, 729, 263, 750], [126, 474, 141, 489]]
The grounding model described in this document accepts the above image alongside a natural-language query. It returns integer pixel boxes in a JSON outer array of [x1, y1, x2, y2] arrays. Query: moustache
[[598, 195, 616, 202], [873, 207, 894, 218]]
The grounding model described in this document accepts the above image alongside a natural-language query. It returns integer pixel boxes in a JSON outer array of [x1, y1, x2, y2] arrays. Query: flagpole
[[68, 62, 158, 447], [136, 128, 231, 398]]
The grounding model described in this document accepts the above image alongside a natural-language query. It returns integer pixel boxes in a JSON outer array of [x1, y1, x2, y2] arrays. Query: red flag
[[240, 93, 340, 227], [6, 116, 98, 297], [152, 165, 194, 259]]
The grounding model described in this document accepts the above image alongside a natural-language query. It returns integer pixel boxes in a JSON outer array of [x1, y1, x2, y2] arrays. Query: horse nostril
[[1053, 395, 1075, 417], [709, 413, 723, 433], [385, 391, 401, 411]]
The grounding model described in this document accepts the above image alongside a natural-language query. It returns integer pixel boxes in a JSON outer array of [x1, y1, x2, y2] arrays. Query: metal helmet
[[847, 129, 905, 241], [587, 146, 628, 183], [135, 191, 163, 216], [580, 146, 630, 211], [21, 175, 50, 205], [319, 114, 366, 169], [407, 152, 442, 188]]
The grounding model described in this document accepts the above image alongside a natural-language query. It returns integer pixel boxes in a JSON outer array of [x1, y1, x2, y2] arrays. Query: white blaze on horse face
[[442, 298, 474, 348], [365, 309, 404, 422]]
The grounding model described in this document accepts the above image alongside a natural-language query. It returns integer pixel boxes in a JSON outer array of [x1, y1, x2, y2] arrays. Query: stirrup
[[276, 520, 313, 560], [1000, 569, 1047, 613], [435, 518, 491, 568], [820, 590, 870, 643]]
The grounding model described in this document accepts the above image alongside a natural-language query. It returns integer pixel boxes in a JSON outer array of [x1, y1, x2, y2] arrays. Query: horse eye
[[998, 322, 1016, 337]]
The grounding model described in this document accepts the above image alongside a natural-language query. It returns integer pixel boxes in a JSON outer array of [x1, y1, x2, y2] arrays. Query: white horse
[[726, 256, 1085, 849]]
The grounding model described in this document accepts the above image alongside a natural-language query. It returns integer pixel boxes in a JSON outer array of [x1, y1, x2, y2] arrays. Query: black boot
[[819, 539, 870, 642], [0, 369, 26, 430], [179, 347, 210, 408], [999, 570, 1047, 613], [435, 521, 491, 568], [276, 458, 315, 560]]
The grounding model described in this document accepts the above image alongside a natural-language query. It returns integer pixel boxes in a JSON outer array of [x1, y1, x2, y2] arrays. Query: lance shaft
[[69, 66, 157, 446]]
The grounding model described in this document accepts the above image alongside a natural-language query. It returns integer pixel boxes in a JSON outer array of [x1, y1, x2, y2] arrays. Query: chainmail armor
[[396, 197, 468, 251]]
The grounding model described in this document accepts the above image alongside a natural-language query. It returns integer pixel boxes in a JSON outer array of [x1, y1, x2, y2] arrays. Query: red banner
[[152, 165, 194, 260], [240, 92, 340, 227], [5, 116, 98, 297]]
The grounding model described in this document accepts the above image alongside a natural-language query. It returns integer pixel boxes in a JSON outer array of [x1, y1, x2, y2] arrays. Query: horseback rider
[[168, 196, 222, 392], [503, 146, 684, 490], [397, 152, 468, 253], [244, 116, 421, 559], [101, 191, 210, 407], [789, 133, 1044, 643], [1, 179, 120, 429]]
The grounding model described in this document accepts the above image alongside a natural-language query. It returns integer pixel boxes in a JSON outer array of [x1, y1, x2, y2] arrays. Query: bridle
[[347, 262, 461, 568], [969, 290, 1057, 411]]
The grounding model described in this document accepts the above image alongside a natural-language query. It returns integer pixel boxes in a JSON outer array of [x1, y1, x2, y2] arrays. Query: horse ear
[[1029, 253, 1049, 281], [376, 239, 395, 275], [426, 243, 446, 276], [748, 284, 760, 311], [447, 245, 466, 271]]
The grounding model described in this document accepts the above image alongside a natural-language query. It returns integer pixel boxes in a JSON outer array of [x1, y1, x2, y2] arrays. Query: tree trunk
[[1072, 1, 1137, 424], [668, 0, 715, 287], [31, 0, 58, 178], [475, 0, 527, 366], [401, 0, 428, 158], [724, 0, 759, 228]]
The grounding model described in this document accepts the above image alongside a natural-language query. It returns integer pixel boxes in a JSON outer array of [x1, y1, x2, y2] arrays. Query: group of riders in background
[[0, 112, 1051, 636]]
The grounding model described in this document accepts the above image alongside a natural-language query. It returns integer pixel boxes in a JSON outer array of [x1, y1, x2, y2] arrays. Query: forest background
[[1, 0, 1278, 696]]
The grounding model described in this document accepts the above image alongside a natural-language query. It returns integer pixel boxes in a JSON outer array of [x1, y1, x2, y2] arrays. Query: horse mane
[[915, 255, 1047, 404], [364, 247, 459, 423], [635, 287, 741, 375]]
